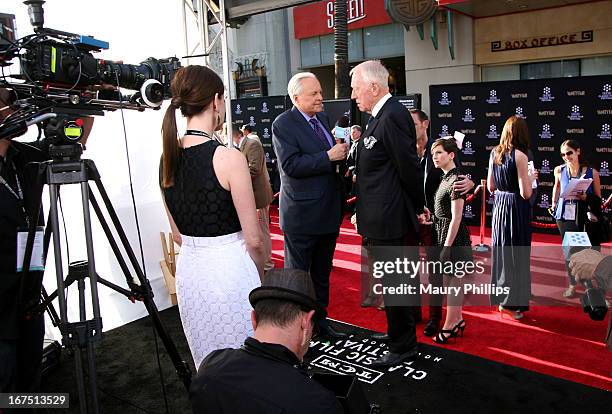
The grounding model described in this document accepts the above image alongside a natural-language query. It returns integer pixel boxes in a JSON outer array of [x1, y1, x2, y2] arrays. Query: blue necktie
[[309, 118, 331, 149]]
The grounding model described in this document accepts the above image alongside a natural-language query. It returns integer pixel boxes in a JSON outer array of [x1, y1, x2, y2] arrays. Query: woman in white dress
[[159, 65, 263, 368]]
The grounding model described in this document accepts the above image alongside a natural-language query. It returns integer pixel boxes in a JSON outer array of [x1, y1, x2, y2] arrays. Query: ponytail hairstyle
[[161, 65, 224, 188], [560, 139, 587, 168], [494, 115, 530, 165], [431, 137, 459, 157]]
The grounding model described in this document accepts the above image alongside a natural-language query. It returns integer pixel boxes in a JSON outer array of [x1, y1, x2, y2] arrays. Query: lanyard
[[0, 161, 30, 227]]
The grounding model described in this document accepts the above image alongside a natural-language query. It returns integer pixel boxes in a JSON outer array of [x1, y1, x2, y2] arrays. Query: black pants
[[284, 232, 338, 328], [0, 314, 44, 413], [420, 224, 443, 321], [366, 233, 418, 354]]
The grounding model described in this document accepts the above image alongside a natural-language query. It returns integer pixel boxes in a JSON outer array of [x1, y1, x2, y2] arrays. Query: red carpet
[[268, 205, 612, 391]]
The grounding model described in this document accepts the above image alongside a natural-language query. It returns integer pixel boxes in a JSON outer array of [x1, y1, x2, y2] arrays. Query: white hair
[[350, 60, 389, 88], [287, 72, 317, 105]]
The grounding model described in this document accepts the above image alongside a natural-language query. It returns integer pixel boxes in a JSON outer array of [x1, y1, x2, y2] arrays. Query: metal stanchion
[[474, 179, 490, 252]]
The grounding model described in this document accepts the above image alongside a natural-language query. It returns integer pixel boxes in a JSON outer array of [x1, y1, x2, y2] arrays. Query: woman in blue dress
[[487, 116, 537, 320], [551, 139, 602, 297]]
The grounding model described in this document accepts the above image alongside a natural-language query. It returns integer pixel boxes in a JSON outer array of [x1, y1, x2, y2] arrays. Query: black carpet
[[41, 307, 610, 413]]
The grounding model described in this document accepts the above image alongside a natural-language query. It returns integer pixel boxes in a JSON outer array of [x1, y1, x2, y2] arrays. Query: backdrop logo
[[439, 125, 449, 137], [486, 89, 500, 104], [249, 116, 256, 126], [462, 108, 475, 122], [598, 124, 611, 140], [515, 106, 526, 118], [463, 205, 475, 219], [540, 159, 551, 175], [599, 84, 612, 100], [439, 91, 451, 106], [539, 124, 554, 140], [538, 194, 551, 209], [601, 161, 610, 177], [263, 127, 271, 139], [462, 140, 475, 156], [539, 86, 555, 102], [568, 105, 583, 121], [487, 125, 499, 139], [235, 104, 242, 115], [261, 102, 269, 113]]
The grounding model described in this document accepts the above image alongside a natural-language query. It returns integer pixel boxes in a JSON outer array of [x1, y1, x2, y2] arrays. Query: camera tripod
[[20, 144, 192, 414]]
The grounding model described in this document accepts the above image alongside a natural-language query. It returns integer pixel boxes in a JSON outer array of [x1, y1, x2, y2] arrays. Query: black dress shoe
[[423, 319, 440, 337], [370, 332, 390, 341], [370, 348, 418, 368], [319, 325, 348, 339]]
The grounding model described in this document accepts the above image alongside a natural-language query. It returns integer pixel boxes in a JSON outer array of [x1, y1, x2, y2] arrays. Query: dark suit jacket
[[240, 137, 274, 209], [272, 107, 343, 235], [356, 97, 424, 239], [422, 143, 442, 211]]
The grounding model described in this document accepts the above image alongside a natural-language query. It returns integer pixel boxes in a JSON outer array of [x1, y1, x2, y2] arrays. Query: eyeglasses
[[560, 150, 574, 158]]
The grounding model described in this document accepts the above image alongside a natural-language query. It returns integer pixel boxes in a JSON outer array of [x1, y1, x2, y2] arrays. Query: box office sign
[[491, 30, 593, 52]]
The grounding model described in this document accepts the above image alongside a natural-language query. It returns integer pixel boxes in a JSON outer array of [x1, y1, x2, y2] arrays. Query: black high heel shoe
[[454, 319, 466, 337], [433, 320, 466, 344], [432, 329, 456, 344]]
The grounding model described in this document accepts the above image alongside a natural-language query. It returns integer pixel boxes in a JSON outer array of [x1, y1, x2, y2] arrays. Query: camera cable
[[113, 72, 172, 414]]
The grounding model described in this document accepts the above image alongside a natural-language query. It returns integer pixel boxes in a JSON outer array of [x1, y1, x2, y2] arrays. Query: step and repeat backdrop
[[429, 75, 612, 230], [231, 95, 421, 193]]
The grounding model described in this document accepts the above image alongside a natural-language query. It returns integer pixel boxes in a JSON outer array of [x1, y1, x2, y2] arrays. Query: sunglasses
[[560, 150, 574, 158]]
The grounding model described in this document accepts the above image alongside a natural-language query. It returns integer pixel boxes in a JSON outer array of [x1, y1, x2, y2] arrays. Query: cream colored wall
[[475, 1, 612, 65], [404, 12, 479, 114]]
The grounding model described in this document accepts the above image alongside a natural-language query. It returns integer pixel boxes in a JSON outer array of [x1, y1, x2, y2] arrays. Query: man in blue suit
[[272, 72, 349, 339]]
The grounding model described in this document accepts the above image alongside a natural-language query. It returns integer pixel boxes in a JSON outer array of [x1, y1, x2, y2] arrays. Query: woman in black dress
[[487, 116, 537, 320], [430, 138, 472, 344]]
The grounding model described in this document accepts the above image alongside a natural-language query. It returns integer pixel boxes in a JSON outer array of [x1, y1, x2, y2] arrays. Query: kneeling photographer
[[190, 269, 343, 414], [569, 249, 612, 351], [0, 87, 93, 398]]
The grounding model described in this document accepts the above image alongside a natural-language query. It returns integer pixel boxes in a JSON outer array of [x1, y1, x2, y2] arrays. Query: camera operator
[[569, 249, 612, 350], [190, 268, 342, 414], [0, 87, 93, 399]]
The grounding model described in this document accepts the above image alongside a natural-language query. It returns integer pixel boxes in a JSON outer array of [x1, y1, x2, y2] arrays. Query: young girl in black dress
[[430, 138, 472, 344]]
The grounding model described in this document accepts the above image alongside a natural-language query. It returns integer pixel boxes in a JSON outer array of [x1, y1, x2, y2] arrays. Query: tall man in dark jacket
[[272, 72, 349, 338], [190, 269, 343, 414], [351, 60, 425, 367]]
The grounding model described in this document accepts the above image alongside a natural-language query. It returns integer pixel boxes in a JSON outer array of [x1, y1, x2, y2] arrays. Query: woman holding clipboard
[[552, 139, 602, 298]]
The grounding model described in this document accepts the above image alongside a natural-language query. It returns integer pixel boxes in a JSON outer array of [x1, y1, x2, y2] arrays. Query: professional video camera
[[0, 0, 180, 147]]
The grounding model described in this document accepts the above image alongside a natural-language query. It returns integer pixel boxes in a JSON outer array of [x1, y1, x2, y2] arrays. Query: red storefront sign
[[293, 0, 392, 39]]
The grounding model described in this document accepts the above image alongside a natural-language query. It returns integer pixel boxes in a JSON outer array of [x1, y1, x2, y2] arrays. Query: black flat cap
[[249, 269, 326, 321]]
